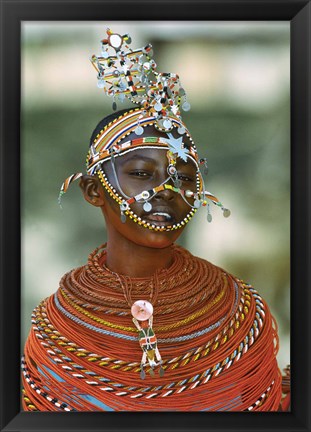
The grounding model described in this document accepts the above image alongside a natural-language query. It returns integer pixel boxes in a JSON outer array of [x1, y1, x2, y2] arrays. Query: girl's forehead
[[117, 147, 198, 170]]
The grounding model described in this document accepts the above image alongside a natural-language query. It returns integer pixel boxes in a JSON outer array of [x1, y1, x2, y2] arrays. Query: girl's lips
[[142, 211, 176, 226], [145, 213, 171, 222]]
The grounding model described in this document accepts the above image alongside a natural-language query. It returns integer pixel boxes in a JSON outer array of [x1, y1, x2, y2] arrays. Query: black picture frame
[[0, 1, 310, 431]]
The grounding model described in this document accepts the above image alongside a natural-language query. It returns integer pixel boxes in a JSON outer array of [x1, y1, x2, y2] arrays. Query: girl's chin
[[131, 227, 183, 249]]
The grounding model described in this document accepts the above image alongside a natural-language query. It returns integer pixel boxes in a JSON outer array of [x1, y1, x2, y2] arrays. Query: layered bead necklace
[[22, 244, 282, 411]]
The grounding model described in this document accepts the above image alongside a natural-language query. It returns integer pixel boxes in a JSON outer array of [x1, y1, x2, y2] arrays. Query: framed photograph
[[0, 1, 310, 431]]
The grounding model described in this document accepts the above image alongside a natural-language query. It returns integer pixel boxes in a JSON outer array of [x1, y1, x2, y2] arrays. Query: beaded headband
[[87, 109, 198, 175], [59, 29, 231, 230]]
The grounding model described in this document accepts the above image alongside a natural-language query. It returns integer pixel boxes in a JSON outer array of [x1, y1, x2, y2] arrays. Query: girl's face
[[99, 128, 198, 249]]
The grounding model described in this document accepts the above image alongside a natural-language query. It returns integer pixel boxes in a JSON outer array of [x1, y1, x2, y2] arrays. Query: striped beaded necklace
[[22, 245, 282, 411]]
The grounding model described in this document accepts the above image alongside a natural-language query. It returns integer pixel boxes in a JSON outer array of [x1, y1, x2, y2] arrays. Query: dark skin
[[79, 127, 197, 277]]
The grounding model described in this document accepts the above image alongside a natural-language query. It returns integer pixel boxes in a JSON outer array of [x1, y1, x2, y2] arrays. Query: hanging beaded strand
[[111, 272, 164, 379]]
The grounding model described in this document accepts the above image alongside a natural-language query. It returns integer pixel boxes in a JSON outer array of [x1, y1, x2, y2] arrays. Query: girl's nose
[[154, 182, 176, 201]]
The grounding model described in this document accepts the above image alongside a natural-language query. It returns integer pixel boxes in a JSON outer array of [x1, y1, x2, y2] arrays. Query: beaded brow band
[[88, 136, 198, 173]]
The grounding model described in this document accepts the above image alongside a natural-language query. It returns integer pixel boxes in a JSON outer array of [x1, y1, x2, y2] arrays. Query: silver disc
[[143, 202, 152, 212], [154, 102, 162, 112], [194, 199, 201, 208], [97, 80, 105, 88], [135, 125, 144, 135], [223, 208, 231, 218], [121, 213, 127, 223], [182, 101, 191, 112], [163, 119, 172, 129], [207, 213, 212, 223]]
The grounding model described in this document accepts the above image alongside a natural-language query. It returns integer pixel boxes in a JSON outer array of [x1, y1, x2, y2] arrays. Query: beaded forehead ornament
[[59, 29, 230, 231]]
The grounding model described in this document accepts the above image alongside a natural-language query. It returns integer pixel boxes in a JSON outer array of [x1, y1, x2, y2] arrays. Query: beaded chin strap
[[59, 29, 231, 230]]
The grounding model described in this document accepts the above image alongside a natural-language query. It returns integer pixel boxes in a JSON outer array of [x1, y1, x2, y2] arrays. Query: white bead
[[141, 191, 150, 199]]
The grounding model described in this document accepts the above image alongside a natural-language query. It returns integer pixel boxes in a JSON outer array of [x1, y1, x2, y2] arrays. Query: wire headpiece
[[59, 29, 231, 230], [90, 28, 190, 134]]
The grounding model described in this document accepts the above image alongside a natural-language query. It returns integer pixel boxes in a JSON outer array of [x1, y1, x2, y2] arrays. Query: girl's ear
[[79, 175, 105, 207]]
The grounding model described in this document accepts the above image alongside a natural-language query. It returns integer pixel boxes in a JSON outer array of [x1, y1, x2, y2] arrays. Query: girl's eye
[[178, 174, 194, 182], [129, 171, 151, 178]]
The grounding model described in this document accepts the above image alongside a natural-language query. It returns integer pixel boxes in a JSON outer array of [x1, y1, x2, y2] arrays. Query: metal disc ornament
[[121, 213, 127, 223], [143, 201, 152, 212], [182, 101, 191, 112], [154, 102, 162, 112], [194, 199, 201, 209], [109, 33, 123, 50], [118, 93, 125, 102], [163, 119, 172, 129], [207, 213, 212, 223], [97, 80, 105, 88], [135, 125, 144, 135], [223, 208, 231, 218]]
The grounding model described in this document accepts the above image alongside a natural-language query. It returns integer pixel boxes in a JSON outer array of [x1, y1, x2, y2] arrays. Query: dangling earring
[[134, 115, 144, 136], [200, 158, 209, 176], [141, 191, 152, 212], [207, 204, 212, 222], [112, 95, 117, 111], [167, 164, 181, 188], [193, 194, 202, 209], [120, 201, 129, 223]]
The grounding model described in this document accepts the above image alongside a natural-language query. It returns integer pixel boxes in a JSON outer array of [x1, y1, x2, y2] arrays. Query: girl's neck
[[105, 240, 174, 278]]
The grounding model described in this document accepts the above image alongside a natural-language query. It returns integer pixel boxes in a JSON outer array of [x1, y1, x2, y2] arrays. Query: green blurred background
[[21, 21, 290, 370]]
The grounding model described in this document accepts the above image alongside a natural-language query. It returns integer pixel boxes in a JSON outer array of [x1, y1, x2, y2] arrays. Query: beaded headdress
[[59, 29, 230, 231], [90, 28, 190, 132]]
